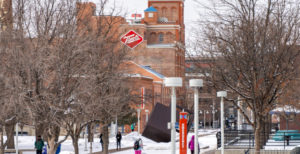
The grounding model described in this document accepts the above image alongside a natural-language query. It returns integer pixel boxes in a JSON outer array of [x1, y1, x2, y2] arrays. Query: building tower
[[127, 0, 185, 79]]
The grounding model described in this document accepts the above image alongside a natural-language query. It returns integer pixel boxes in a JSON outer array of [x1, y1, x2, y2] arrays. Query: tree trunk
[[35, 123, 45, 138], [72, 136, 79, 154], [102, 125, 109, 154], [47, 136, 57, 154], [254, 117, 261, 154], [0, 128, 4, 154], [5, 124, 15, 149]]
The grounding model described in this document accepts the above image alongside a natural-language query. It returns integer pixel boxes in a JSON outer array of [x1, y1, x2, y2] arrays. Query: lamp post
[[189, 79, 203, 154], [199, 110, 203, 128], [84, 126, 88, 151], [164, 77, 182, 154], [16, 123, 19, 154], [204, 110, 206, 129], [145, 110, 149, 122], [217, 91, 227, 154], [137, 108, 141, 135]]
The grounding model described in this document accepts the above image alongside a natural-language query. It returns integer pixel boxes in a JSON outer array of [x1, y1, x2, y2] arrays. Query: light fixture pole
[[137, 108, 141, 135], [217, 91, 227, 154], [16, 123, 19, 154], [145, 110, 149, 122], [189, 79, 203, 154], [204, 110, 206, 129], [84, 126, 88, 151], [164, 77, 182, 154]]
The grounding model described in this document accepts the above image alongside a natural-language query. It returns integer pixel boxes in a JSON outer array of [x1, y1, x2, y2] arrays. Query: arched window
[[166, 32, 174, 43], [162, 7, 167, 18], [171, 7, 177, 21], [154, 7, 160, 17], [150, 32, 157, 43], [159, 33, 164, 43]]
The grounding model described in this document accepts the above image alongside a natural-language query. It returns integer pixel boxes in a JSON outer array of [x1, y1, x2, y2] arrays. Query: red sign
[[131, 14, 142, 18], [180, 112, 188, 154], [120, 30, 143, 49]]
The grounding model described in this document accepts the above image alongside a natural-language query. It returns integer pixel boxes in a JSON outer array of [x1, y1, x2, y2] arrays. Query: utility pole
[[217, 91, 227, 154], [164, 77, 182, 154], [189, 79, 203, 154]]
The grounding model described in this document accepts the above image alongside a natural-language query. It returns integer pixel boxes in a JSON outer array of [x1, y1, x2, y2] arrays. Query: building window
[[171, 7, 177, 21], [148, 13, 153, 18], [150, 32, 156, 43], [159, 33, 164, 43], [162, 7, 167, 18]]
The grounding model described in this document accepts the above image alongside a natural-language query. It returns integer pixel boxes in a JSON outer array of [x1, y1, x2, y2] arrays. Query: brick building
[[77, 0, 186, 132]]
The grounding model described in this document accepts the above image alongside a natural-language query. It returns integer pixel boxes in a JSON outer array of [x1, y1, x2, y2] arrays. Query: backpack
[[134, 140, 140, 150]]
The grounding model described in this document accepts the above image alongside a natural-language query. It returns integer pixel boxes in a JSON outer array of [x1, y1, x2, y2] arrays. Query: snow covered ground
[[8, 129, 218, 154]]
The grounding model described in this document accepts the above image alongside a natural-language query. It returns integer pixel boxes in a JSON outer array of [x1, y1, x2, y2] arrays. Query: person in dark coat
[[99, 133, 103, 151], [35, 136, 45, 154], [116, 131, 122, 150]]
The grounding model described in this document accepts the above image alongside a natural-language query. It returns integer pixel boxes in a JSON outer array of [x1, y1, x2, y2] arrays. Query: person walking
[[35, 136, 45, 154], [116, 131, 122, 150], [55, 144, 61, 154], [99, 133, 103, 151], [188, 135, 200, 154], [131, 123, 135, 132], [133, 138, 143, 154]]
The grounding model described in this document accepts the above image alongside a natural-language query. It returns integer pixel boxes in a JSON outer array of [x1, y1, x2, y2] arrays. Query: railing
[[216, 130, 300, 150]]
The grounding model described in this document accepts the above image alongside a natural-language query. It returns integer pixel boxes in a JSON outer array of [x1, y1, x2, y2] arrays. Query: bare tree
[[7, 0, 93, 153], [190, 0, 300, 153]]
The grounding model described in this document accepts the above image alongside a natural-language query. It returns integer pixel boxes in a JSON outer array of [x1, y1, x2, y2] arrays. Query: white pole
[[221, 97, 225, 154], [237, 96, 241, 130], [145, 110, 149, 122], [84, 126, 87, 151], [213, 100, 215, 128], [204, 110, 206, 129], [194, 88, 199, 154], [16, 123, 18, 154], [116, 116, 118, 134], [171, 87, 176, 154], [164, 77, 182, 154], [137, 109, 140, 135]]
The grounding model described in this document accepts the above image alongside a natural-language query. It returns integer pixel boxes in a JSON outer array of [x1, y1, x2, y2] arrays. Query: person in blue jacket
[[55, 144, 61, 154]]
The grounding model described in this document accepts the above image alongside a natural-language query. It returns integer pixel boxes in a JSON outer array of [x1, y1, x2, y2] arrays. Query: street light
[[16, 123, 19, 154], [217, 91, 227, 154], [145, 109, 149, 122], [164, 77, 182, 154], [189, 79, 203, 154], [137, 108, 141, 135]]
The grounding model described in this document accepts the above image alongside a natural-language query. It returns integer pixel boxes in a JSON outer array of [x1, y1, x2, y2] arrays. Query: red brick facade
[[75, 0, 187, 132]]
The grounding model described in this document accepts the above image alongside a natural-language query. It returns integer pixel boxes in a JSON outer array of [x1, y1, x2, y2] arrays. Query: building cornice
[[147, 25, 181, 30]]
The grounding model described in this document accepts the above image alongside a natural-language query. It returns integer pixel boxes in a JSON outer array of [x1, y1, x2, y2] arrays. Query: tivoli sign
[[120, 30, 143, 49]]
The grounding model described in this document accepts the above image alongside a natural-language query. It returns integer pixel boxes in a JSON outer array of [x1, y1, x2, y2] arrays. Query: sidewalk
[[92, 147, 132, 154]]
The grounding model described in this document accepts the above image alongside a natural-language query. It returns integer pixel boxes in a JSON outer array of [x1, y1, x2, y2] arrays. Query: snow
[[6, 129, 300, 153], [271, 105, 300, 113], [7, 129, 218, 154]]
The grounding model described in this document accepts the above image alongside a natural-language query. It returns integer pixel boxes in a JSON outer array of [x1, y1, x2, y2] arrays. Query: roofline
[[129, 61, 165, 79]]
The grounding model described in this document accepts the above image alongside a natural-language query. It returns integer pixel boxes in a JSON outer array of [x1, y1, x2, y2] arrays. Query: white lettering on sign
[[182, 123, 185, 147], [124, 34, 141, 44]]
